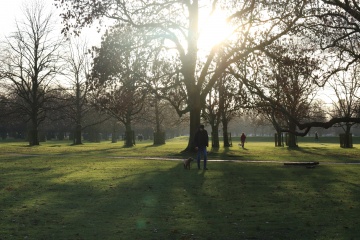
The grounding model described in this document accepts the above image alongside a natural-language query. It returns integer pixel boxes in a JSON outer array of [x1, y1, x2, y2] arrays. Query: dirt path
[[108, 156, 360, 165]]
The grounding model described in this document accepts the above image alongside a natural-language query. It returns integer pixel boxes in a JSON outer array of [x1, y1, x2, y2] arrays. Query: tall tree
[[204, 74, 247, 147], [218, 75, 247, 147], [91, 26, 147, 147], [0, 93, 13, 139], [328, 64, 360, 147], [63, 38, 92, 145], [139, 95, 180, 145], [0, 0, 64, 145], [55, 0, 307, 151], [269, 46, 319, 147], [203, 87, 222, 148], [230, 42, 320, 146]]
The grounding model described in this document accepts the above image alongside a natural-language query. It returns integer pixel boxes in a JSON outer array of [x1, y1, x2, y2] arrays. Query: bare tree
[[138, 95, 181, 145], [203, 88, 222, 148], [204, 74, 247, 148], [306, 0, 360, 75], [230, 42, 320, 146], [63, 38, 93, 144], [328, 64, 360, 147], [219, 75, 247, 147], [0, 93, 13, 139], [0, 0, 64, 145]]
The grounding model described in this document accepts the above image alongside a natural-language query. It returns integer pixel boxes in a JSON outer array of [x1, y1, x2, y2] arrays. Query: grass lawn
[[0, 138, 359, 239]]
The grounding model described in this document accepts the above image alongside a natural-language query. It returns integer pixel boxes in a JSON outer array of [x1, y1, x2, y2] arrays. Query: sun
[[198, 10, 233, 52]]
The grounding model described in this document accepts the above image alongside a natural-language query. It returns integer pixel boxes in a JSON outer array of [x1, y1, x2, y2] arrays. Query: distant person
[[315, 132, 319, 141], [194, 124, 209, 170], [240, 133, 246, 148]]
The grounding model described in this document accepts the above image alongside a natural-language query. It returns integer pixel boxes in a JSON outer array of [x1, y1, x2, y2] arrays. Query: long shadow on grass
[[208, 162, 360, 239], [285, 146, 360, 163], [206, 146, 248, 160], [1, 157, 360, 239], [0, 158, 212, 239]]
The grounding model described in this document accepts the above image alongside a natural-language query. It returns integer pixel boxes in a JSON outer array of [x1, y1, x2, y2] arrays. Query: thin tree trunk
[[112, 121, 118, 143], [74, 82, 83, 145], [275, 129, 282, 147], [153, 97, 165, 145]]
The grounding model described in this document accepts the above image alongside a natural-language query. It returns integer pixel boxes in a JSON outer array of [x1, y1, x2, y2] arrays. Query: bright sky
[[0, 0, 22, 37], [0, 0, 336, 106], [198, 10, 234, 54], [0, 0, 232, 52], [0, 0, 102, 46]]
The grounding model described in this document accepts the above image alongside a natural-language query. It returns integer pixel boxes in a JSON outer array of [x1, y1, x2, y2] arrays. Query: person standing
[[194, 124, 209, 170], [240, 133, 246, 148]]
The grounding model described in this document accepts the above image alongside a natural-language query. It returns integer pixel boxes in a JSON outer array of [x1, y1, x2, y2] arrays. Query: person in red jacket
[[240, 133, 246, 148], [194, 124, 209, 170]]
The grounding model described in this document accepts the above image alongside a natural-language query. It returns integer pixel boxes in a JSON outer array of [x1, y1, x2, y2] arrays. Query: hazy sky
[[0, 0, 22, 37], [0, 0, 101, 45]]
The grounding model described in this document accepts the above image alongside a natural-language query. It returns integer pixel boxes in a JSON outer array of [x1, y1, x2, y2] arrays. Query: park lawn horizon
[[0, 136, 359, 163], [0, 138, 359, 239]]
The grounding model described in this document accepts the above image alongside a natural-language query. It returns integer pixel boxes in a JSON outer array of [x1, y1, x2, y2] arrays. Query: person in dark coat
[[240, 133, 246, 148], [194, 124, 209, 170]]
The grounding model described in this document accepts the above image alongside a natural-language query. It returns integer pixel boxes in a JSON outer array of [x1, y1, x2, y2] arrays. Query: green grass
[[0, 138, 360, 239]]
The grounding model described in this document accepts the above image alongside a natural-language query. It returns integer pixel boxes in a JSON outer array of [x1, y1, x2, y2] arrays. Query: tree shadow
[[2, 152, 360, 239]]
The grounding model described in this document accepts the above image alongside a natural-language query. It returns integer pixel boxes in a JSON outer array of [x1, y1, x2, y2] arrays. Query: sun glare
[[198, 11, 233, 52]]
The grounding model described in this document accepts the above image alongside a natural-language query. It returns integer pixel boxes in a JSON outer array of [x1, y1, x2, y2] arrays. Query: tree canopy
[[55, 0, 312, 150]]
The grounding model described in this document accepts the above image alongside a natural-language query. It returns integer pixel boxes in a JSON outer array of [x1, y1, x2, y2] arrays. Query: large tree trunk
[[275, 130, 282, 147], [185, 103, 201, 152], [344, 125, 350, 148], [222, 120, 231, 147], [29, 128, 39, 146], [74, 124, 82, 145], [153, 97, 165, 145], [287, 122, 297, 148], [342, 124, 352, 148], [182, 1, 199, 152], [153, 131, 165, 145], [29, 117, 39, 146], [211, 125, 220, 148], [124, 116, 134, 147]]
